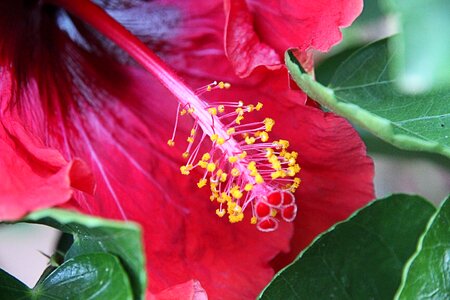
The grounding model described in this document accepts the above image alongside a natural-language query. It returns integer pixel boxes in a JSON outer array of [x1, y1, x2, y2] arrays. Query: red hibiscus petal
[[247, 0, 363, 53], [196, 71, 374, 269], [149, 280, 207, 300], [61, 65, 294, 299], [0, 66, 94, 221], [271, 104, 375, 268], [224, 0, 363, 76], [0, 122, 91, 221], [224, 0, 282, 77]]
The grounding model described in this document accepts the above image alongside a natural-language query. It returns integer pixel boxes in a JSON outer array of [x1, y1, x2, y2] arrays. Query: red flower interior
[[0, 0, 372, 298]]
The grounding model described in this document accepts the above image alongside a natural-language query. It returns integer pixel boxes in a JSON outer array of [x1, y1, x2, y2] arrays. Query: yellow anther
[[202, 153, 211, 161], [235, 107, 244, 116], [217, 137, 225, 145], [247, 161, 256, 170], [197, 178, 207, 188], [264, 118, 275, 132], [239, 151, 247, 159], [276, 139, 290, 149], [236, 115, 244, 124], [167, 139, 175, 147], [207, 163, 216, 172], [188, 107, 195, 114], [226, 127, 236, 135], [288, 157, 296, 166], [208, 107, 217, 115], [218, 81, 225, 89], [294, 164, 301, 173], [229, 211, 244, 223], [231, 168, 240, 177], [216, 208, 226, 217], [247, 104, 254, 112], [255, 174, 264, 184], [228, 156, 238, 163], [291, 151, 298, 159], [190, 129, 196, 136], [217, 105, 225, 113], [207, 85, 212, 92], [231, 189, 243, 199], [245, 136, 256, 145], [219, 192, 231, 203], [251, 216, 257, 224], [255, 102, 263, 111], [294, 177, 301, 185], [272, 161, 282, 170], [210, 133, 219, 141], [269, 155, 278, 163], [187, 137, 194, 143], [198, 161, 208, 168], [180, 109, 187, 116], [180, 166, 190, 175], [182, 152, 189, 158], [271, 171, 281, 180], [260, 131, 269, 142], [210, 183, 219, 194], [244, 183, 253, 191], [227, 201, 237, 213], [265, 148, 274, 157], [270, 209, 278, 217], [287, 167, 296, 176], [220, 173, 228, 182]]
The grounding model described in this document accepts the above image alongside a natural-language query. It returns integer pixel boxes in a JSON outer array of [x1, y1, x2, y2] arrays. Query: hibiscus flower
[[0, 0, 373, 299]]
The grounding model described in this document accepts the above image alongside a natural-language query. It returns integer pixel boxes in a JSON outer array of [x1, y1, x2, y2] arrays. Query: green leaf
[[259, 194, 436, 299], [383, 0, 450, 92], [25, 209, 146, 300], [285, 39, 450, 158], [395, 195, 450, 299], [33, 253, 132, 300], [0, 269, 31, 299]]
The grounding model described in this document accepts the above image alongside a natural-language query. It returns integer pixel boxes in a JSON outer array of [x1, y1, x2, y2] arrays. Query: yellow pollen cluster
[[169, 88, 301, 228], [208, 107, 218, 115], [264, 118, 275, 132], [218, 81, 231, 89], [227, 201, 244, 223]]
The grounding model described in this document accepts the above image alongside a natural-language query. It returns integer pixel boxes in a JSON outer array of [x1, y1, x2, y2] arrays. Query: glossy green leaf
[[259, 194, 436, 299], [33, 253, 132, 300], [395, 195, 450, 299], [25, 209, 146, 300], [285, 39, 450, 158], [0, 269, 30, 299], [383, 0, 450, 92]]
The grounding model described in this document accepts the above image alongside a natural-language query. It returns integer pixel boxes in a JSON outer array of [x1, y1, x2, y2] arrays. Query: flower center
[[169, 81, 301, 231]]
